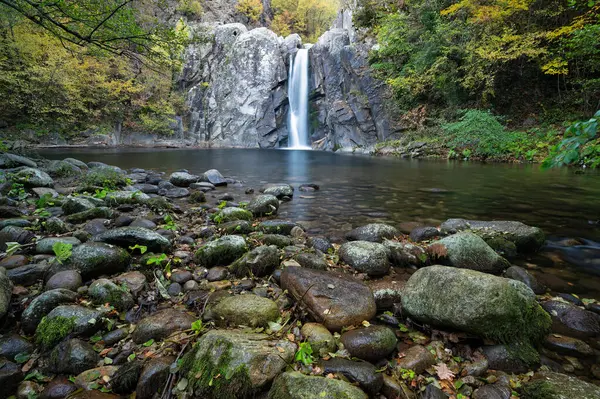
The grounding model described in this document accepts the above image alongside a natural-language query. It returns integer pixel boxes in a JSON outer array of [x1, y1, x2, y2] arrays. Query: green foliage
[[52, 242, 73, 264], [270, 0, 339, 42], [177, 0, 203, 18], [82, 168, 128, 190], [161, 214, 178, 231], [364, 0, 600, 116], [294, 341, 314, 365], [543, 110, 600, 168], [4, 242, 24, 256], [146, 253, 168, 266], [7, 181, 27, 200], [191, 319, 204, 334], [129, 244, 148, 254]]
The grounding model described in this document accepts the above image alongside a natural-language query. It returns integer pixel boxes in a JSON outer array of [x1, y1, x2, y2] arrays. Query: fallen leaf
[[326, 373, 335, 379], [434, 363, 455, 381], [277, 347, 285, 353], [287, 333, 295, 342]]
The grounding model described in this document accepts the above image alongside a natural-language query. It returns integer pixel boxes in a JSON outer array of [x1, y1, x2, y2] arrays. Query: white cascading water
[[287, 49, 311, 149]]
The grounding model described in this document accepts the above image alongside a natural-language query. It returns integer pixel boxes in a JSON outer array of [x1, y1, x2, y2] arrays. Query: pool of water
[[36, 147, 600, 298]]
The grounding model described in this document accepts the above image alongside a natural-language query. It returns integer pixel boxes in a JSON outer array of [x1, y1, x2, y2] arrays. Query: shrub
[[236, 0, 263, 22], [81, 168, 128, 189], [178, 0, 203, 18]]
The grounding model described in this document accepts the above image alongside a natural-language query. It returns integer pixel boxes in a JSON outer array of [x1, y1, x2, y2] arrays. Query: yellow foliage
[[236, 0, 264, 22], [270, 0, 339, 41]]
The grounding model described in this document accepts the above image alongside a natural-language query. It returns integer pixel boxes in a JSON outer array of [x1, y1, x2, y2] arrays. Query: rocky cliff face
[[181, 7, 400, 150]]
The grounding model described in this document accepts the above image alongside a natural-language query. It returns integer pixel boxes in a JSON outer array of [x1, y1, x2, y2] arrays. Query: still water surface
[[38, 148, 600, 297]]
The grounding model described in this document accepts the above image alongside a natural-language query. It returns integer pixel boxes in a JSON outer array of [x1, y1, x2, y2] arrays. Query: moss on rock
[[35, 315, 77, 348]]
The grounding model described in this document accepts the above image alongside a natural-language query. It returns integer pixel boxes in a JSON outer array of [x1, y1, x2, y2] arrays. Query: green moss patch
[[36, 315, 77, 349]]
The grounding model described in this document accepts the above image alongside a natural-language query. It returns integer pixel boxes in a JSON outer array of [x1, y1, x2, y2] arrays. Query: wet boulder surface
[[0, 151, 595, 399]]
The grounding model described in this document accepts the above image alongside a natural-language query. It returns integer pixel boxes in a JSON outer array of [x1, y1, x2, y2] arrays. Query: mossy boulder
[[220, 220, 253, 234], [258, 220, 299, 235], [229, 245, 280, 277], [43, 338, 99, 375], [268, 371, 368, 399], [0, 267, 12, 319], [194, 235, 247, 267], [247, 194, 279, 216], [62, 197, 97, 215], [440, 219, 545, 253], [81, 167, 128, 189], [36, 305, 106, 348], [211, 294, 280, 327], [0, 153, 37, 168], [261, 184, 294, 199], [65, 207, 113, 224], [261, 234, 293, 247], [93, 227, 171, 253], [182, 330, 295, 398], [89, 279, 134, 311], [11, 167, 54, 187], [401, 266, 551, 345], [300, 323, 336, 355], [521, 371, 600, 399], [21, 288, 78, 334], [428, 232, 510, 274], [104, 191, 150, 206], [340, 325, 397, 362], [45, 160, 81, 178], [70, 242, 131, 278], [214, 207, 253, 223]]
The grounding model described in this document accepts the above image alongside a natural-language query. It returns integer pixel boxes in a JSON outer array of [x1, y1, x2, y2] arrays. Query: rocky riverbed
[[0, 151, 599, 399]]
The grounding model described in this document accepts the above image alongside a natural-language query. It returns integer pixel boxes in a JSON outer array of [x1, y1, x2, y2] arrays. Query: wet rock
[[203, 268, 227, 283], [129, 218, 157, 229], [0, 267, 12, 318], [0, 153, 37, 168], [133, 184, 159, 194], [294, 252, 328, 270], [168, 282, 182, 296], [247, 194, 279, 216], [504, 266, 546, 294], [485, 237, 518, 258], [201, 169, 227, 186], [269, 371, 368, 399], [220, 220, 253, 234], [230, 245, 280, 277], [367, 278, 405, 309], [258, 220, 299, 235], [0, 334, 33, 361], [523, 371, 600, 399], [83, 219, 109, 235], [194, 235, 247, 267], [0, 225, 35, 250], [402, 266, 551, 343], [132, 309, 195, 343], [309, 236, 333, 253], [136, 356, 174, 399], [321, 358, 383, 395], [556, 293, 584, 306], [109, 359, 142, 394], [281, 267, 377, 331], [189, 190, 206, 203], [45, 270, 82, 291], [482, 344, 538, 374], [44, 217, 70, 234], [171, 270, 193, 284], [37, 305, 106, 346], [12, 167, 54, 187], [40, 376, 77, 399], [114, 271, 146, 295], [0, 254, 28, 269], [339, 241, 390, 276], [74, 365, 118, 390], [346, 223, 399, 243], [300, 322, 336, 355], [7, 263, 49, 286], [71, 242, 131, 278], [384, 240, 428, 267], [543, 334, 594, 357], [89, 279, 134, 311], [46, 160, 81, 177], [262, 183, 294, 199], [473, 384, 511, 399], [262, 234, 293, 247], [0, 359, 23, 398], [21, 288, 78, 334], [211, 294, 279, 327], [170, 172, 201, 187], [114, 215, 134, 227], [62, 197, 96, 215], [161, 187, 189, 198], [190, 182, 215, 190], [35, 237, 81, 254], [381, 375, 414, 399], [65, 207, 112, 224], [17, 381, 41, 399], [0, 218, 29, 229], [44, 338, 99, 375], [429, 233, 510, 274], [93, 227, 171, 253], [420, 385, 448, 399], [440, 219, 545, 252], [541, 300, 600, 338], [410, 226, 442, 242], [341, 325, 397, 362], [184, 280, 199, 292], [102, 328, 129, 346], [395, 344, 436, 374], [183, 330, 295, 396]]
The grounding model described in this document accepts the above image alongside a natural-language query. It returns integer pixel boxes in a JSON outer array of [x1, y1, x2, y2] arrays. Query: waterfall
[[287, 49, 310, 149]]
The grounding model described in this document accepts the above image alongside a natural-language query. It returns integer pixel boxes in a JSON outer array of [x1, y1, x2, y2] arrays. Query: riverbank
[[0, 151, 599, 398]]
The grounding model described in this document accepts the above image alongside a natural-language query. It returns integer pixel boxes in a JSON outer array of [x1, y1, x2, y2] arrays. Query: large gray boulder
[[11, 167, 54, 187], [339, 241, 390, 276], [401, 266, 551, 344], [523, 371, 600, 399], [183, 330, 296, 397], [184, 25, 289, 148], [440, 219, 545, 252], [429, 232, 510, 274]]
